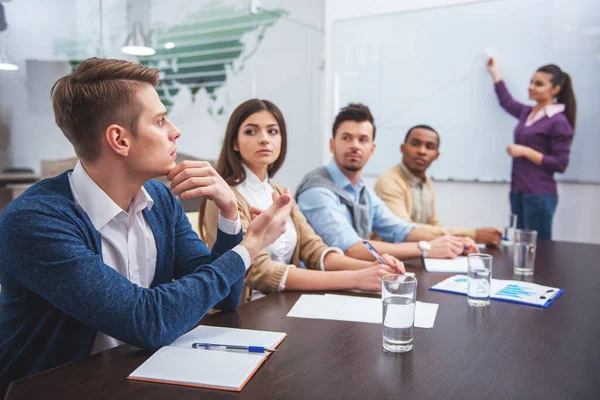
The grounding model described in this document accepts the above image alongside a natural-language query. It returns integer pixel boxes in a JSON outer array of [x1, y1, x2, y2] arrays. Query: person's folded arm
[[243, 252, 290, 294], [0, 202, 245, 351], [445, 226, 477, 239], [419, 214, 450, 236], [405, 226, 438, 241]]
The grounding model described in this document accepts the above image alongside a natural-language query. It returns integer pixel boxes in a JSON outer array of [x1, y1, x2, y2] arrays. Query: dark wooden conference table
[[6, 241, 600, 399]]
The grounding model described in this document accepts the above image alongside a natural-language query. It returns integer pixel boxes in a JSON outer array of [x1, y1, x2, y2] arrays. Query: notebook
[[430, 275, 564, 308], [423, 256, 468, 273], [128, 325, 287, 391]]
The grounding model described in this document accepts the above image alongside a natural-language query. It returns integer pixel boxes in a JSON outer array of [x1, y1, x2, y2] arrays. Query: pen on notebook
[[361, 240, 414, 276], [192, 343, 277, 353]]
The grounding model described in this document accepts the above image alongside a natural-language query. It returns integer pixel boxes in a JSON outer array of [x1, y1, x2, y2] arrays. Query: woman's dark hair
[[537, 64, 577, 129], [198, 99, 287, 239]]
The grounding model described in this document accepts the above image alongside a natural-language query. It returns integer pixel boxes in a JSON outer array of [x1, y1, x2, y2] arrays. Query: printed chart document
[[287, 294, 438, 328], [430, 275, 563, 308], [423, 256, 468, 273], [128, 325, 287, 391]]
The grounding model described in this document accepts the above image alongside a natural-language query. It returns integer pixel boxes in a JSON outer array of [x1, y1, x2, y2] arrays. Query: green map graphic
[[56, 5, 285, 115], [143, 7, 285, 112]]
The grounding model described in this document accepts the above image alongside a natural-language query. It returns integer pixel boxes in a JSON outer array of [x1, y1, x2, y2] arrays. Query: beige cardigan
[[202, 182, 330, 303], [374, 164, 476, 239]]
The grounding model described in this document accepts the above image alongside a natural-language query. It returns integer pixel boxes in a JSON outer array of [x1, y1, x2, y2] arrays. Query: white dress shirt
[[237, 164, 341, 291], [68, 162, 248, 354], [525, 103, 565, 127]]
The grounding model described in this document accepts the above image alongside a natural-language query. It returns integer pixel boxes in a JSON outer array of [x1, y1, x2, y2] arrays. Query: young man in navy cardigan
[[0, 58, 292, 395]]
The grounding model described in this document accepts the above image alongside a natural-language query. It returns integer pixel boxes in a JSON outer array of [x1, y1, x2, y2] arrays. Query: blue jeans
[[509, 192, 558, 240]]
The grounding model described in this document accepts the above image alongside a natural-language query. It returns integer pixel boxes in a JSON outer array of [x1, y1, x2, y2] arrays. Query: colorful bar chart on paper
[[430, 275, 563, 308]]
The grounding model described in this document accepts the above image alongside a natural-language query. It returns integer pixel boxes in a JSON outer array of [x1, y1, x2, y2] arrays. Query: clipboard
[[429, 275, 563, 308]]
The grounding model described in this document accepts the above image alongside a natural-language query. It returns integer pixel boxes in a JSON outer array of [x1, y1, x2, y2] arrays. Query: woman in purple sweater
[[486, 58, 576, 240]]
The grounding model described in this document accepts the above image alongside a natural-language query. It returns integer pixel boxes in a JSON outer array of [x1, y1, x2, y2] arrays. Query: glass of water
[[513, 229, 537, 276], [502, 214, 518, 245], [382, 274, 417, 353], [467, 254, 493, 307]]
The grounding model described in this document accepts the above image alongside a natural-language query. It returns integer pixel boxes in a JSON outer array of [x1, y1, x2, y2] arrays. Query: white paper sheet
[[286, 294, 438, 329], [414, 301, 438, 328], [423, 256, 468, 273]]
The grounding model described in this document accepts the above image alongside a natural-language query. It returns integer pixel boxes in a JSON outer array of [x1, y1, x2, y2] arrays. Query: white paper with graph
[[430, 275, 563, 308]]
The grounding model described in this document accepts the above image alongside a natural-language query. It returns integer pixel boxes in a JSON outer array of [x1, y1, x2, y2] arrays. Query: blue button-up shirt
[[297, 160, 415, 251]]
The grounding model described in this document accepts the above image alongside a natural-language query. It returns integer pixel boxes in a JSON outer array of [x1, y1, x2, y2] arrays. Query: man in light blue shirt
[[297, 103, 477, 261]]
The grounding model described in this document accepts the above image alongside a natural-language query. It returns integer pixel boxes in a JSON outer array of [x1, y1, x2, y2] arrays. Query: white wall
[[325, 0, 600, 244]]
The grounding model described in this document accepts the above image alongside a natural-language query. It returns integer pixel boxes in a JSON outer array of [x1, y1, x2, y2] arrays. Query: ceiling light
[[122, 21, 155, 56], [0, 62, 18, 71]]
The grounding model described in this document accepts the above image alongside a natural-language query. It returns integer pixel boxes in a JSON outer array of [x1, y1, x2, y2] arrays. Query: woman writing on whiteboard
[[487, 58, 576, 240]]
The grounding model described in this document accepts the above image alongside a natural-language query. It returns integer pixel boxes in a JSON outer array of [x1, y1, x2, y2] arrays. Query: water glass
[[513, 229, 537, 276], [467, 254, 492, 307], [502, 214, 518, 245], [382, 274, 417, 353]]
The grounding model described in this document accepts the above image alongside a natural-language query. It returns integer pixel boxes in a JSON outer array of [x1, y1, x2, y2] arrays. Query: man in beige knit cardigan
[[374, 125, 502, 246]]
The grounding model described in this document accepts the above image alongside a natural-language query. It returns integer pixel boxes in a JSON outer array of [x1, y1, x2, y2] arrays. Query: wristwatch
[[418, 241, 431, 258]]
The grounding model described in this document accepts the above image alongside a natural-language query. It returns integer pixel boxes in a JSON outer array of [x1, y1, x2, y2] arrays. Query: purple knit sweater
[[494, 81, 574, 194]]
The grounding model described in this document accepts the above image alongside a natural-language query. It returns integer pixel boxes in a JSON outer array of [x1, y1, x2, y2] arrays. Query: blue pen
[[362, 240, 388, 265], [192, 343, 277, 353], [362, 240, 414, 277]]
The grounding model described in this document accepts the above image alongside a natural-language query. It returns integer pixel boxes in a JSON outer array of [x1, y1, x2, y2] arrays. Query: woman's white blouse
[[236, 165, 298, 290]]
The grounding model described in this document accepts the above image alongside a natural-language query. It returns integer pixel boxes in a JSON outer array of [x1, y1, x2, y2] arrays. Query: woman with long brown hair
[[487, 58, 576, 239], [199, 99, 404, 302]]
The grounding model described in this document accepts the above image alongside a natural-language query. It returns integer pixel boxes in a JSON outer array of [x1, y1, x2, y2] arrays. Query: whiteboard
[[333, 0, 600, 182]]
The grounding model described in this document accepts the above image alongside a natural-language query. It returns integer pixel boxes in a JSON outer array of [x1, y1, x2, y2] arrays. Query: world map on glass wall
[[143, 7, 284, 114], [55, 4, 285, 117]]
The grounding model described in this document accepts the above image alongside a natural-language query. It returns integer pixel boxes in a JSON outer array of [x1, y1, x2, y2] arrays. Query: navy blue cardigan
[[0, 172, 245, 395]]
